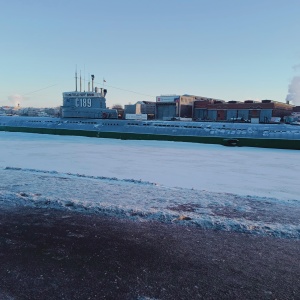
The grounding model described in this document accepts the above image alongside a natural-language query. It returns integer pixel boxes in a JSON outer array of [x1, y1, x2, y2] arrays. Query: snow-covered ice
[[0, 132, 299, 238]]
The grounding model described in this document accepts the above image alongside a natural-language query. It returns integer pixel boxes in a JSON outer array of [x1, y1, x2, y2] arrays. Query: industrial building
[[156, 95, 200, 120], [155, 95, 233, 121], [124, 101, 156, 119], [126, 95, 295, 123], [193, 99, 293, 123]]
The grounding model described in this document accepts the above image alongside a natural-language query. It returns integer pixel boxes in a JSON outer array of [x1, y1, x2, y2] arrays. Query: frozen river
[[1, 132, 299, 238]]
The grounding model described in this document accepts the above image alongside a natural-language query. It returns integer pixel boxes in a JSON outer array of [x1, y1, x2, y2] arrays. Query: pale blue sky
[[1, 0, 300, 108]]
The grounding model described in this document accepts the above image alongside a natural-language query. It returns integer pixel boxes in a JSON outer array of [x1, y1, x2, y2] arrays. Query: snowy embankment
[[1, 132, 300, 239]]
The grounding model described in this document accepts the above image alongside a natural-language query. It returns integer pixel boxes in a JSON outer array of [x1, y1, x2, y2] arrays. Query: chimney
[[91, 75, 95, 92]]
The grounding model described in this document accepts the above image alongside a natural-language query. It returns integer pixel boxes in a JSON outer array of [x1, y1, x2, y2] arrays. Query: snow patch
[[1, 167, 300, 239]]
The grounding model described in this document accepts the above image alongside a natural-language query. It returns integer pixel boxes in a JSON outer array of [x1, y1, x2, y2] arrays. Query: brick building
[[193, 99, 293, 123]]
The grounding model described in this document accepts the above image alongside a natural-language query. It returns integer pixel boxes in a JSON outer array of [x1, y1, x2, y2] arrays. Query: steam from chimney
[[8, 94, 26, 107], [292, 64, 300, 72], [286, 64, 300, 105]]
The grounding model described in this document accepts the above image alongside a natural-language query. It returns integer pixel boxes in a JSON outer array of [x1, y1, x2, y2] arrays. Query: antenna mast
[[80, 70, 82, 92], [75, 66, 78, 92], [84, 64, 86, 92]]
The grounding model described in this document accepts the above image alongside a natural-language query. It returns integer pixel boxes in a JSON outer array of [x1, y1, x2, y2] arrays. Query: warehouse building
[[155, 95, 226, 120], [124, 101, 156, 119], [193, 99, 293, 123]]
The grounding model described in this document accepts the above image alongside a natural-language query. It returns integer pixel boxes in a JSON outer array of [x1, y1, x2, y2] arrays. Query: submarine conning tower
[[60, 74, 118, 119]]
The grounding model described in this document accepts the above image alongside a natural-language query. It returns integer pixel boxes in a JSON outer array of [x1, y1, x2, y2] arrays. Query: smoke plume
[[286, 63, 300, 105], [8, 94, 28, 107], [292, 64, 300, 72], [286, 76, 300, 105]]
